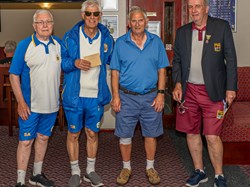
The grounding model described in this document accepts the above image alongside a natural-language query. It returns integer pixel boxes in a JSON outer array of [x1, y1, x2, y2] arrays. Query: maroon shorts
[[176, 83, 224, 135]]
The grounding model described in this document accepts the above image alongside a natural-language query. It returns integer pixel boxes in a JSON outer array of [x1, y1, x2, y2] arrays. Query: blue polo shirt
[[110, 30, 169, 94], [9, 33, 61, 113]]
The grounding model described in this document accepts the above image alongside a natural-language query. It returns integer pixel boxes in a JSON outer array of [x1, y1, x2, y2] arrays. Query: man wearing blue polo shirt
[[110, 6, 169, 186], [9, 9, 61, 187]]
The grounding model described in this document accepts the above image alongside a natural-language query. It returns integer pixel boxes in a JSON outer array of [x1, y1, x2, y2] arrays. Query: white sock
[[70, 160, 81, 176], [146, 159, 154, 170], [17, 170, 26, 185], [199, 169, 205, 173], [215, 174, 224, 178], [86, 157, 96, 174], [33, 161, 43, 176], [123, 160, 131, 170]]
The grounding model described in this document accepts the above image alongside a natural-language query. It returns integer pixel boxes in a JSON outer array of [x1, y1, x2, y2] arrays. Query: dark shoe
[[68, 174, 82, 187], [185, 169, 208, 187], [29, 173, 55, 187], [214, 175, 228, 187], [84, 171, 104, 187], [15, 183, 27, 187]]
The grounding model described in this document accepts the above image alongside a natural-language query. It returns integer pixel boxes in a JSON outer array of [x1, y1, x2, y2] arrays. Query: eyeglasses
[[34, 20, 54, 26], [84, 11, 101, 17], [178, 100, 188, 114], [188, 4, 204, 10]]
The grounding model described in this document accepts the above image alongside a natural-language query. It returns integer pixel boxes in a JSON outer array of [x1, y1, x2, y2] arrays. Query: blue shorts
[[115, 90, 163, 138], [64, 97, 104, 133], [19, 112, 57, 141]]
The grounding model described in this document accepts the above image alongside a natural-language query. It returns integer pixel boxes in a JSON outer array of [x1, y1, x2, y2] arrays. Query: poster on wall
[[102, 15, 118, 38], [147, 21, 161, 37], [209, 0, 237, 32]]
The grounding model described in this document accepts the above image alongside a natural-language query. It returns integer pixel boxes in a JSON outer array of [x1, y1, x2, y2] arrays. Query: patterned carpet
[[0, 126, 249, 187]]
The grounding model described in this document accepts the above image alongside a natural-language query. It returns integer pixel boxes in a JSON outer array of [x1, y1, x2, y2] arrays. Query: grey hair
[[4, 40, 16, 53], [33, 9, 53, 22], [128, 6, 147, 20], [81, 0, 101, 12], [204, 0, 209, 6]]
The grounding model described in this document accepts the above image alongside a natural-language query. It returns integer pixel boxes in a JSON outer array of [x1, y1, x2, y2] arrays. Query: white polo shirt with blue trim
[[9, 33, 61, 113]]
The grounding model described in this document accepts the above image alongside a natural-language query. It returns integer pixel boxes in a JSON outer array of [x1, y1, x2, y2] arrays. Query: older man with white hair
[[10, 9, 61, 187]]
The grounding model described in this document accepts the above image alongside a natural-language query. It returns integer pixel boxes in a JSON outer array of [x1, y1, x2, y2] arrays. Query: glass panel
[[164, 2, 174, 45]]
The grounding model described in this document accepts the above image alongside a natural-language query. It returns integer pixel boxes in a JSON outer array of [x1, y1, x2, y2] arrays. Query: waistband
[[119, 86, 157, 95]]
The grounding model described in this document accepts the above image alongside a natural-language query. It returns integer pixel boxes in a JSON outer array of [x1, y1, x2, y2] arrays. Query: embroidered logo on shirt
[[104, 43, 108, 52], [205, 35, 211, 43], [56, 55, 60, 61], [214, 43, 221, 52]]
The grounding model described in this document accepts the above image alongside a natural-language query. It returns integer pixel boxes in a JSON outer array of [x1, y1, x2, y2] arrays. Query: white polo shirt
[[9, 33, 61, 113]]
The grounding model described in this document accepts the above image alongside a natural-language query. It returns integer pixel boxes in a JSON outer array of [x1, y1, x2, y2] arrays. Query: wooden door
[[128, 0, 184, 49]]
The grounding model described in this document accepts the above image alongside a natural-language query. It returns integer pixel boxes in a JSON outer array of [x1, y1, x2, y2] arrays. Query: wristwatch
[[157, 89, 165, 94]]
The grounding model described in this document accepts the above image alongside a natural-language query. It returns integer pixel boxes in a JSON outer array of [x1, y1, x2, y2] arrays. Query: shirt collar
[[32, 32, 55, 47], [192, 23, 206, 41], [81, 26, 100, 44]]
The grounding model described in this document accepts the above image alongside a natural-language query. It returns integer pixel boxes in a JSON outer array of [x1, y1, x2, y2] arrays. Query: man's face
[[82, 5, 101, 30], [188, 0, 209, 26], [129, 12, 148, 35], [33, 13, 53, 40]]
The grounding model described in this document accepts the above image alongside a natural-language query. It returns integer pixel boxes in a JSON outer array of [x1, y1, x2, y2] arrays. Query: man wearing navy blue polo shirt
[[110, 6, 169, 186], [9, 9, 61, 187]]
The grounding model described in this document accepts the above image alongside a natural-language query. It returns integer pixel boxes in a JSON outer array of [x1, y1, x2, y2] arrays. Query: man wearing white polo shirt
[[9, 9, 61, 187], [61, 0, 114, 187]]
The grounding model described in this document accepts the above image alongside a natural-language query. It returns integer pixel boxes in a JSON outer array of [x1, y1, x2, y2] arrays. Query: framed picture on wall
[[101, 0, 118, 11], [147, 21, 161, 37], [209, 0, 237, 32], [102, 15, 118, 38]]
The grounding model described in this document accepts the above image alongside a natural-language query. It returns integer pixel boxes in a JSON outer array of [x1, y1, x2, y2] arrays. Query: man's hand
[[111, 96, 121, 112], [75, 59, 91, 71], [172, 82, 182, 102], [17, 101, 30, 120], [151, 94, 165, 112], [226, 90, 236, 105]]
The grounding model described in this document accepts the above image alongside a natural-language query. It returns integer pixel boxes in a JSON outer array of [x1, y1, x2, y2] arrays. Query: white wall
[[233, 0, 250, 66]]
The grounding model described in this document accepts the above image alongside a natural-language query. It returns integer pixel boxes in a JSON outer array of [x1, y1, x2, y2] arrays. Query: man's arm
[[223, 21, 237, 105], [111, 70, 121, 112], [9, 74, 30, 120], [172, 29, 183, 102], [152, 68, 166, 112]]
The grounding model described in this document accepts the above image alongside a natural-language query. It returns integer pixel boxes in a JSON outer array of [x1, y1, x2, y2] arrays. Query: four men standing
[[8, 0, 237, 186]]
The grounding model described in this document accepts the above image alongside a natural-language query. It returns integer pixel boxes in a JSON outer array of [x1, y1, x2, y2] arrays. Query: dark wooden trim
[[223, 142, 250, 165]]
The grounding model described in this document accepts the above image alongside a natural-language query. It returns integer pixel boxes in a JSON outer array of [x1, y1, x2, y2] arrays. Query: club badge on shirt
[[214, 43, 221, 52], [104, 43, 108, 52], [56, 54, 60, 61], [205, 35, 211, 43]]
